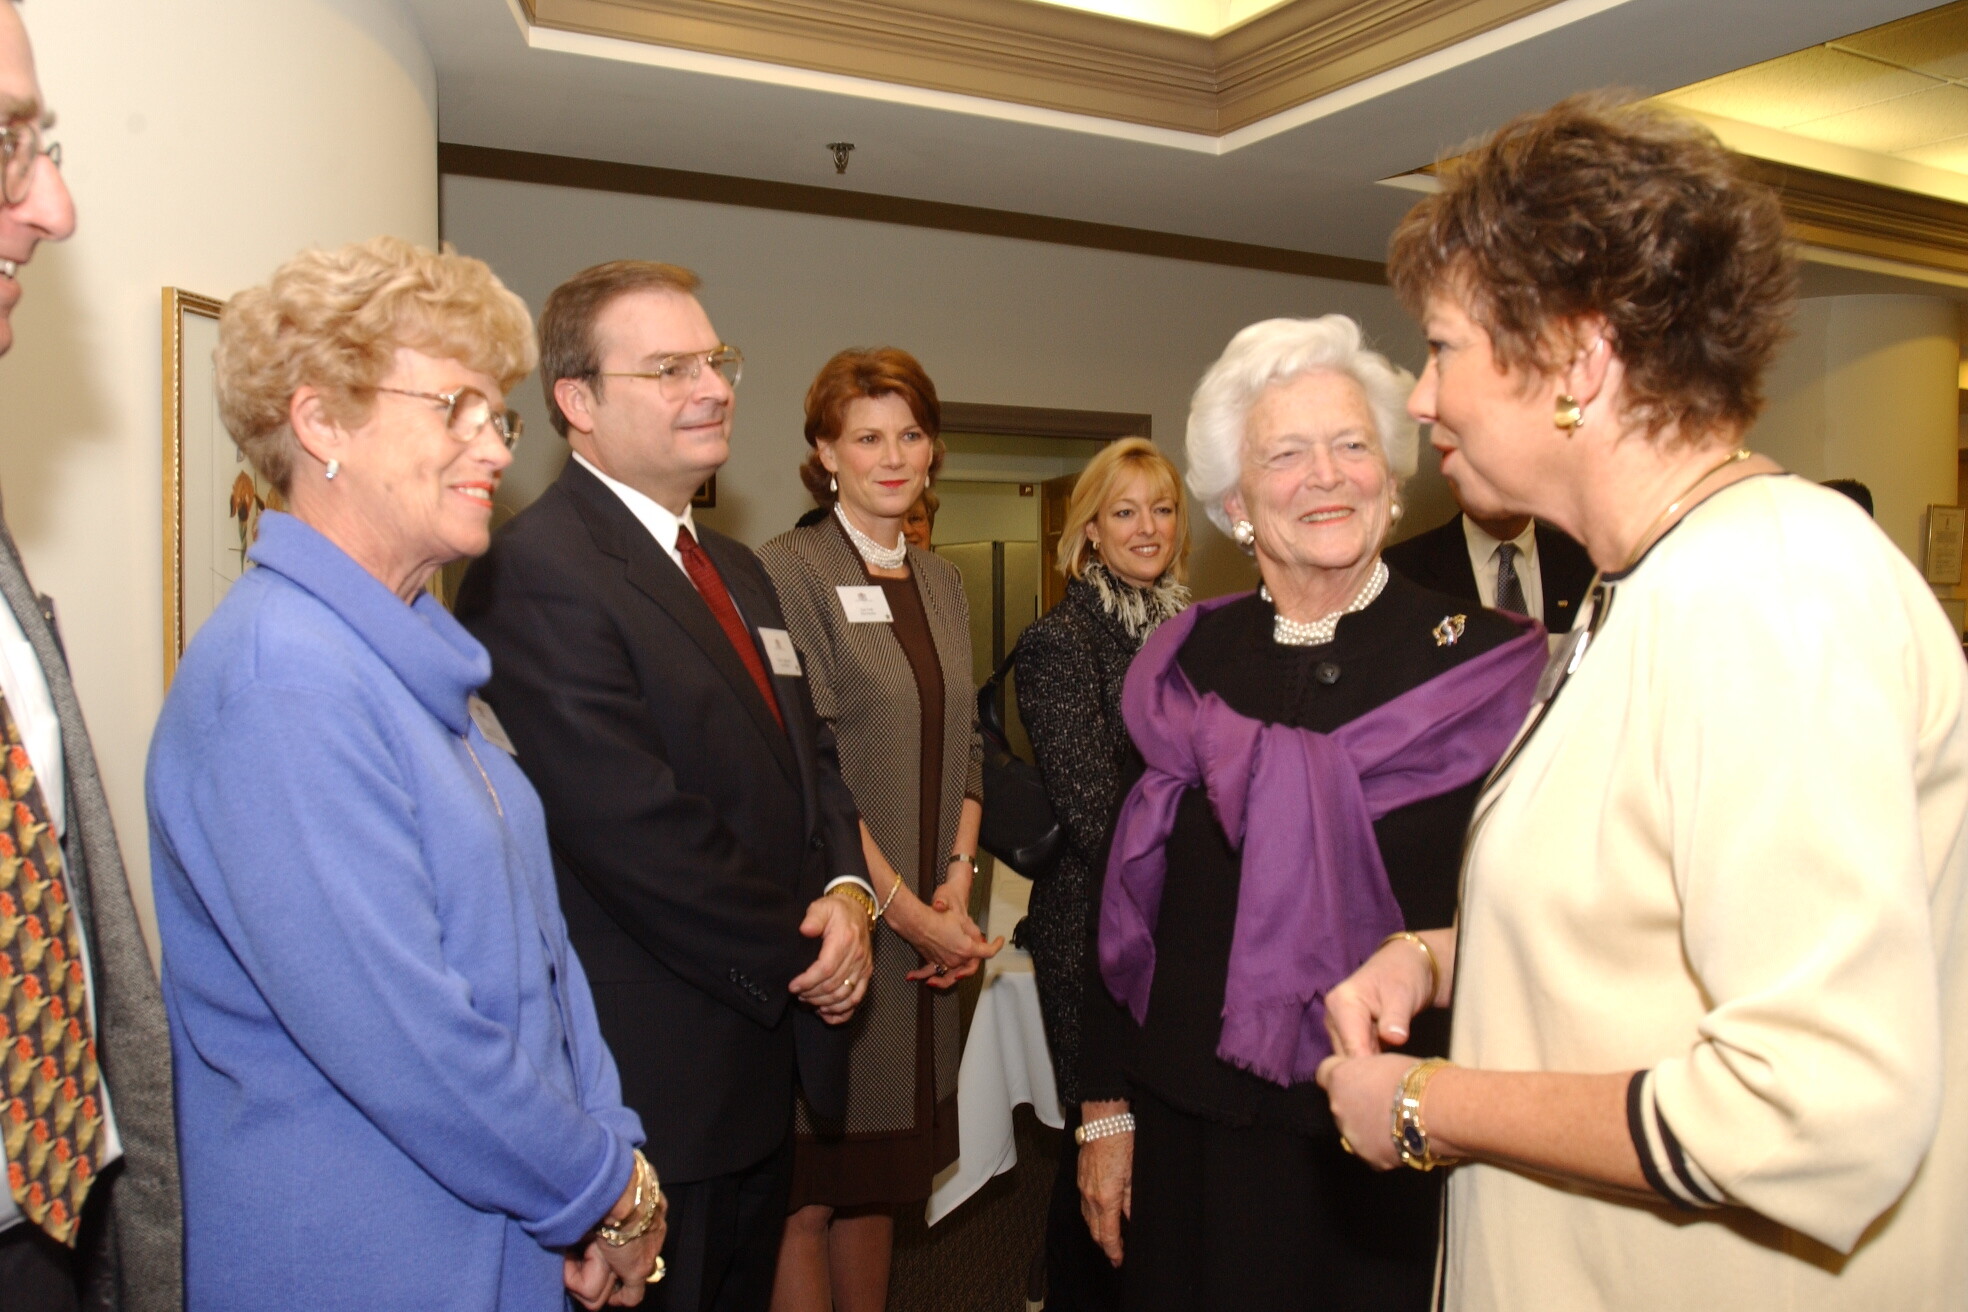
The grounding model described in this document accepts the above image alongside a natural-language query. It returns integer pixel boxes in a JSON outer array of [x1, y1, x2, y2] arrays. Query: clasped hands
[[895, 871, 1001, 990], [1315, 932, 1446, 1172], [790, 890, 876, 1022], [564, 1162, 668, 1309]]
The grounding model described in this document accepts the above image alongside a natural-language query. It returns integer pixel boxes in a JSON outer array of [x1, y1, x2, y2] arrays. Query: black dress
[[1078, 573, 1518, 1312]]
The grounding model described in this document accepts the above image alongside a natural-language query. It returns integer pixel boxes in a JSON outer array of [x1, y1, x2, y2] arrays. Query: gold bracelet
[[1390, 1058, 1456, 1172], [829, 883, 878, 928], [874, 875, 904, 923], [598, 1151, 662, 1246], [1379, 931, 1440, 1003]]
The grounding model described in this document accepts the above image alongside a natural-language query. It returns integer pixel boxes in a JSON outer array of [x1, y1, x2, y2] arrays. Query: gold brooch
[[1432, 615, 1466, 647]]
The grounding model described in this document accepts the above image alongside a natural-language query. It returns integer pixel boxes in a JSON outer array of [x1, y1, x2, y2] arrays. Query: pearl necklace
[[1261, 559, 1388, 647], [836, 504, 908, 570]]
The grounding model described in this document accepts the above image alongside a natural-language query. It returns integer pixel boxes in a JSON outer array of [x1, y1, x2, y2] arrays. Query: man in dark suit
[[0, 6, 181, 1309], [455, 261, 873, 1312], [1383, 498, 1595, 632]]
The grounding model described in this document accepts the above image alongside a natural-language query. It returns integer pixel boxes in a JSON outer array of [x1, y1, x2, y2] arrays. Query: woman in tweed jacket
[[758, 348, 999, 1312], [1014, 437, 1190, 1311]]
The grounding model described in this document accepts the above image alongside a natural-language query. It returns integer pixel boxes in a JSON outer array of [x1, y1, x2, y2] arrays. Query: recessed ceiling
[[1657, 1, 1968, 199], [409, 0, 1945, 276], [1021, 0, 1294, 37]]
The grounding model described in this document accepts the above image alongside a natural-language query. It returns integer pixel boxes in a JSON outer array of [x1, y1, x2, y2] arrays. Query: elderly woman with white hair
[[1074, 315, 1547, 1312]]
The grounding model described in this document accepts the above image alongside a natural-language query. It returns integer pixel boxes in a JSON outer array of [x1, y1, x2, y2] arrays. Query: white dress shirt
[[0, 594, 120, 1233], [572, 454, 871, 898], [1461, 516, 1545, 623]]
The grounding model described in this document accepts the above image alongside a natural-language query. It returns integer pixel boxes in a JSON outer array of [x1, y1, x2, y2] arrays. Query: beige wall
[[437, 173, 1463, 603], [4, 0, 439, 951], [1751, 294, 1961, 570]]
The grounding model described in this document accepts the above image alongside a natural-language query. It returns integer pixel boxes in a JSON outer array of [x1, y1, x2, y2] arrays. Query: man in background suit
[[456, 261, 874, 1312], [1383, 495, 1595, 632], [0, 4, 181, 1309]]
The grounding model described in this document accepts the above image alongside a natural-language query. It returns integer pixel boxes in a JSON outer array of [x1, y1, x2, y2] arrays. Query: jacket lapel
[[560, 465, 798, 782]]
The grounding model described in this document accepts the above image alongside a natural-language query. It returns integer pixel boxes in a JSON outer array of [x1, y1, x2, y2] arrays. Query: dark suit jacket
[[1382, 514, 1595, 629], [454, 461, 869, 1184]]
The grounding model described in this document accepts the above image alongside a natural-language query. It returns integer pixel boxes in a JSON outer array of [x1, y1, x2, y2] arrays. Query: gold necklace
[[1618, 447, 1753, 573]]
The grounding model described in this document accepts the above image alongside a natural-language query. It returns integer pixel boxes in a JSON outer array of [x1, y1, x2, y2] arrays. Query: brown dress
[[756, 518, 980, 1208]]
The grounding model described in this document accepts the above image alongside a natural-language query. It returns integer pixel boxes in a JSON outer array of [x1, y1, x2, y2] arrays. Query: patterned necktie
[[676, 526, 785, 733], [1494, 542, 1529, 616], [0, 690, 99, 1245]]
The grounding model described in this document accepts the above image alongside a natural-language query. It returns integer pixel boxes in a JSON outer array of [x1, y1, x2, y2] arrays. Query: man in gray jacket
[[0, 3, 182, 1308]]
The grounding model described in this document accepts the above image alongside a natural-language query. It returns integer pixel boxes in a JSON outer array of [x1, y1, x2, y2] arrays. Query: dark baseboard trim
[[439, 143, 1386, 286]]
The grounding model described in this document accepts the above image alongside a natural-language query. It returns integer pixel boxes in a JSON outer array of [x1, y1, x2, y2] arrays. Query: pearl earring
[[1389, 502, 1403, 522], [828, 474, 838, 493], [324, 459, 340, 481], [1555, 394, 1583, 433], [1232, 519, 1256, 552]]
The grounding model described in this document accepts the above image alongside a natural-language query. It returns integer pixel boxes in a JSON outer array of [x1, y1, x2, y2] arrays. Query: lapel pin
[[1433, 615, 1466, 647]]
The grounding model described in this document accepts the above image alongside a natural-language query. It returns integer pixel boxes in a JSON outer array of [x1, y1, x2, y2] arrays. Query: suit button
[[1315, 662, 1341, 686], [810, 833, 824, 851]]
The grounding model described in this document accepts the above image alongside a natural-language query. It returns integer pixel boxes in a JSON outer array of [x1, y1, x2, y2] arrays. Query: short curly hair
[[1185, 315, 1417, 537], [1388, 93, 1797, 443], [798, 347, 945, 508], [214, 237, 536, 493]]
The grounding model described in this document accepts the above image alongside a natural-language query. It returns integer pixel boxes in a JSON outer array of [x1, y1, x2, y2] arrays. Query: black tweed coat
[[1014, 569, 1159, 1105]]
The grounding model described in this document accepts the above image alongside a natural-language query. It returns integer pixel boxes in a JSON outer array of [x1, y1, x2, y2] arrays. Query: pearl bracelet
[[1074, 1112, 1136, 1145]]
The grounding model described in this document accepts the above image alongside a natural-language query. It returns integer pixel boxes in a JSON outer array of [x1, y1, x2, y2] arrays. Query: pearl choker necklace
[[1261, 560, 1388, 647], [835, 504, 908, 570]]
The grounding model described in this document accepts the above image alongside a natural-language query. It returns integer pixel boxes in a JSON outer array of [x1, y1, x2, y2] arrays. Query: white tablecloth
[[925, 870, 1067, 1225]]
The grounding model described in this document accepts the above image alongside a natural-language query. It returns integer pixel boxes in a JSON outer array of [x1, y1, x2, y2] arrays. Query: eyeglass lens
[[446, 389, 522, 451], [1, 124, 53, 207]]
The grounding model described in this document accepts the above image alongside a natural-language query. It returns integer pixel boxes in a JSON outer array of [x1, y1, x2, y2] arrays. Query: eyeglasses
[[0, 121, 60, 207], [597, 346, 744, 398], [374, 385, 523, 451]]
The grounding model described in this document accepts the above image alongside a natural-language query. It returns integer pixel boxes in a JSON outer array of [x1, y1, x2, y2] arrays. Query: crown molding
[[439, 142, 1388, 283], [520, 0, 1563, 133], [1742, 160, 1968, 278]]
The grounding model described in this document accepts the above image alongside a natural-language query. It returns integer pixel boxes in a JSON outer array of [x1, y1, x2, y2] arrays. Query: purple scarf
[[1098, 591, 1546, 1085]]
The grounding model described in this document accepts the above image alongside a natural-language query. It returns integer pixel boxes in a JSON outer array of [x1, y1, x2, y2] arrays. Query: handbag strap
[[977, 636, 1023, 744]]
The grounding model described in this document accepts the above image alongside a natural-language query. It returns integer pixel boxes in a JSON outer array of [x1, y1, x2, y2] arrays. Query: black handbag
[[976, 642, 1065, 880]]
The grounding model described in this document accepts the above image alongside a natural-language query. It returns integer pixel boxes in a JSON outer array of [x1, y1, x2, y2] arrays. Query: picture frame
[[163, 286, 280, 683], [1925, 504, 1966, 587], [692, 474, 717, 510]]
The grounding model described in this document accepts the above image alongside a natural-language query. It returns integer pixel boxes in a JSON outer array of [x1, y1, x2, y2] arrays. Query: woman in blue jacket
[[147, 238, 663, 1310]]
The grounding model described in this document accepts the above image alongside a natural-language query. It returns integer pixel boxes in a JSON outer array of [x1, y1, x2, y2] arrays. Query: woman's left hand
[[1315, 1051, 1418, 1172]]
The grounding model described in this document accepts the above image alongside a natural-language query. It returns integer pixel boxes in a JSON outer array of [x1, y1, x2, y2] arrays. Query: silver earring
[[828, 474, 838, 493], [1232, 519, 1256, 552], [324, 459, 340, 481]]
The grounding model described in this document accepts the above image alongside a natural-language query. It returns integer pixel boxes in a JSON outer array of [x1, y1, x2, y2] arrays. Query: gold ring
[[1339, 1136, 1355, 1156], [647, 1256, 666, 1284], [843, 974, 856, 991]]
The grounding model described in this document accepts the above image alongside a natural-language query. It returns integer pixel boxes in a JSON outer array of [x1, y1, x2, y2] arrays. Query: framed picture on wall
[[1925, 504, 1966, 587], [692, 474, 717, 510], [163, 286, 282, 683]]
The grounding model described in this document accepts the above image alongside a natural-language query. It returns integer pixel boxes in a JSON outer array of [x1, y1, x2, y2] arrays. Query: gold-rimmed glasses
[[598, 345, 744, 398], [374, 385, 522, 452], [0, 120, 59, 207]]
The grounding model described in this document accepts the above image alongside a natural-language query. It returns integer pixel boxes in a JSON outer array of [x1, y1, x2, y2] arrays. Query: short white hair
[[1185, 315, 1418, 535]]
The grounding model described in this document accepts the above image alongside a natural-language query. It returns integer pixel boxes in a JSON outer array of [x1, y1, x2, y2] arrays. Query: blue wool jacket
[[148, 513, 642, 1311]]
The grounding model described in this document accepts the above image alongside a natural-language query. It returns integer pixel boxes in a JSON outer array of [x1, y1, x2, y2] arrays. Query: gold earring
[[1555, 394, 1583, 433]]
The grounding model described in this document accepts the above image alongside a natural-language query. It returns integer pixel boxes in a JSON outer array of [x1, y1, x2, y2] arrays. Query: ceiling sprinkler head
[[827, 142, 855, 175]]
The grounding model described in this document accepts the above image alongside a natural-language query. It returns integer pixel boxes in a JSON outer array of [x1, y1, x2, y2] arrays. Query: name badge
[[467, 695, 517, 756], [836, 585, 894, 624], [759, 628, 803, 677]]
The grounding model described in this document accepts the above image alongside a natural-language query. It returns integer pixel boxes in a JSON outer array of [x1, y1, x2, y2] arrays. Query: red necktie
[[676, 526, 785, 733]]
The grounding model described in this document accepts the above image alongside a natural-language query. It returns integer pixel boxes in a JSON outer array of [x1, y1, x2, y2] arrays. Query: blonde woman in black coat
[[1014, 437, 1190, 1311]]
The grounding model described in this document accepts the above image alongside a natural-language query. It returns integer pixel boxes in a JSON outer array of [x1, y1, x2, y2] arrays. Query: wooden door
[[1039, 473, 1077, 614]]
